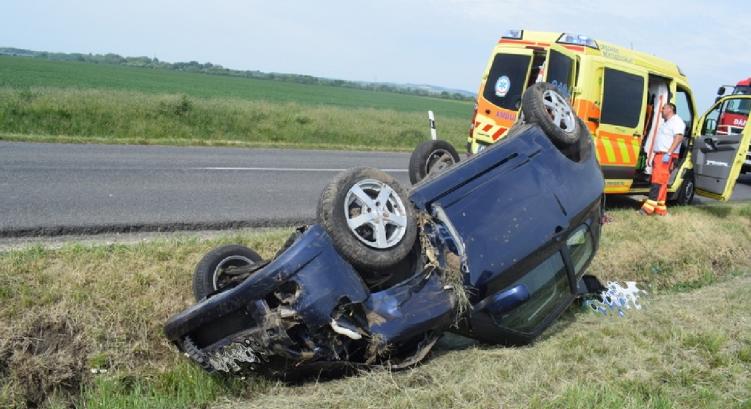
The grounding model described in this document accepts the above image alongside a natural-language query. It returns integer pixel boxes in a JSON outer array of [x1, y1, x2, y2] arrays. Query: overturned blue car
[[164, 83, 605, 376]]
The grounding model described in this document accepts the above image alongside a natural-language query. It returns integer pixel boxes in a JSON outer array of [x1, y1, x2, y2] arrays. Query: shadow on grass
[[604, 195, 642, 211], [692, 204, 735, 218]]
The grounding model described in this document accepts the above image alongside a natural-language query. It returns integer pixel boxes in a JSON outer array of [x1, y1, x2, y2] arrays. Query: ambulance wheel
[[318, 167, 417, 273], [671, 172, 695, 206], [408, 140, 460, 184], [521, 82, 585, 147]]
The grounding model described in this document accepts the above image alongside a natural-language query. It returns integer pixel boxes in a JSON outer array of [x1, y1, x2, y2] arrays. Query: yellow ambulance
[[467, 30, 750, 203]]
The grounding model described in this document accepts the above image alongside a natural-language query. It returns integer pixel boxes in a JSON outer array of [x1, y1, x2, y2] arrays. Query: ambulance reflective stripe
[[475, 121, 509, 141], [594, 131, 639, 166]]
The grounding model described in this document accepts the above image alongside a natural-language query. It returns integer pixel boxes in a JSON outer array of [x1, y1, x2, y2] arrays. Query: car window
[[546, 50, 574, 98], [726, 98, 751, 116], [675, 88, 694, 136], [483, 53, 532, 111], [601, 68, 644, 128], [492, 252, 569, 332], [704, 99, 749, 136], [566, 225, 594, 275]]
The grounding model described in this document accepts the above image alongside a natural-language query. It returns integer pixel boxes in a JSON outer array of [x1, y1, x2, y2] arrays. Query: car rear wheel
[[521, 82, 585, 148], [317, 167, 417, 274], [408, 139, 461, 184], [192, 244, 263, 301]]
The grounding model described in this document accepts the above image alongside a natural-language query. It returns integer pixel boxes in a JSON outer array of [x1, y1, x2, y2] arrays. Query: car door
[[543, 44, 578, 100], [692, 95, 751, 201], [595, 62, 648, 182]]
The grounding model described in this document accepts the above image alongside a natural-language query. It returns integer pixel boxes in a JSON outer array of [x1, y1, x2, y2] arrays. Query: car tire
[[671, 172, 695, 206], [521, 82, 585, 148], [317, 167, 417, 273], [408, 139, 461, 184], [192, 244, 263, 301]]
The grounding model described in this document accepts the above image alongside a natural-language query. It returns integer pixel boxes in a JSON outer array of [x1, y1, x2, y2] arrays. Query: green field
[[0, 57, 472, 117], [0, 57, 472, 150], [1, 203, 750, 408]]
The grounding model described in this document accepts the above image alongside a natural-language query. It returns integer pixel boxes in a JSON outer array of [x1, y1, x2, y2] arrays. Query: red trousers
[[641, 152, 675, 215]]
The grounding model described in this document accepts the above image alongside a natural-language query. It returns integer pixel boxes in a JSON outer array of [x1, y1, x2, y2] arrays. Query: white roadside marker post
[[428, 110, 437, 140]]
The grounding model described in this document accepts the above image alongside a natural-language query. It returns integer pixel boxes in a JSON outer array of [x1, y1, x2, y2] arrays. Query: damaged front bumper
[[164, 224, 457, 374]]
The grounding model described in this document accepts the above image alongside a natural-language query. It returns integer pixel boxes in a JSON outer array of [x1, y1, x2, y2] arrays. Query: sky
[[2, 0, 749, 108]]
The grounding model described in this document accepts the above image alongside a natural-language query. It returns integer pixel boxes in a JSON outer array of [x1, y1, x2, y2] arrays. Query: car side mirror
[[717, 86, 726, 96]]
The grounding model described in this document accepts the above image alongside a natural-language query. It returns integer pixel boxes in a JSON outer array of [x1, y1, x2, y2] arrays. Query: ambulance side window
[[600, 68, 645, 128]]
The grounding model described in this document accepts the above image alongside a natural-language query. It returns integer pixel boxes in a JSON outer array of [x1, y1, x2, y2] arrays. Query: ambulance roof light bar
[[556, 33, 599, 49], [501, 29, 524, 40]]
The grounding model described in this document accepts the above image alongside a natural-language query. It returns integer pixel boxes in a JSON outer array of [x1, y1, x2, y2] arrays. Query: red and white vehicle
[[717, 77, 751, 173]]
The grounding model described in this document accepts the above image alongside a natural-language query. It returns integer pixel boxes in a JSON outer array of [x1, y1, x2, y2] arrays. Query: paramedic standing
[[640, 103, 685, 216]]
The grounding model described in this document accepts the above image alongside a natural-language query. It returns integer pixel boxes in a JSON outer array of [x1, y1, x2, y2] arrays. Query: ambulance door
[[543, 44, 578, 101], [692, 95, 751, 201], [473, 48, 536, 151], [595, 64, 647, 184]]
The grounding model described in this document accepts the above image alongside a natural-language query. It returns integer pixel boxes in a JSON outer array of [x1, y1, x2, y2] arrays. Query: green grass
[[1, 203, 750, 408], [0, 56, 472, 119], [0, 87, 469, 150], [0, 55, 474, 150]]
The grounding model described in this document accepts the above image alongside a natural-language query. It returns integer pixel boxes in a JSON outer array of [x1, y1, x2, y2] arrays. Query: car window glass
[[601, 68, 644, 128], [675, 88, 694, 135], [483, 53, 532, 111], [705, 99, 749, 135], [546, 50, 573, 98], [566, 225, 594, 275], [701, 104, 721, 135], [726, 98, 750, 116], [492, 252, 569, 333]]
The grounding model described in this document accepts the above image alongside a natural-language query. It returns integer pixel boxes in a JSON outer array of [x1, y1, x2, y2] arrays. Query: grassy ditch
[[0, 87, 469, 151], [1, 203, 750, 408]]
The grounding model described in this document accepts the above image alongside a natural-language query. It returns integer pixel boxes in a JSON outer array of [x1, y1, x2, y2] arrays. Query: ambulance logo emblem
[[495, 75, 511, 98]]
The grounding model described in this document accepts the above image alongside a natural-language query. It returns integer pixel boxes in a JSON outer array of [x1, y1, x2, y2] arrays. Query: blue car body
[[164, 124, 604, 374]]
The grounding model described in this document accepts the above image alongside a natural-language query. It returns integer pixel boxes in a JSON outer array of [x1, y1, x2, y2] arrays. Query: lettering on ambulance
[[599, 44, 634, 64]]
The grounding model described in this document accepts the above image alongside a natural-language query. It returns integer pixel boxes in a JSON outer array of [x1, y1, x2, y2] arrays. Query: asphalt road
[[0, 142, 411, 236], [1, 141, 749, 237]]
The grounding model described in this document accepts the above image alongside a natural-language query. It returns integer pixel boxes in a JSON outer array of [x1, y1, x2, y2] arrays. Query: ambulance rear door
[[692, 95, 751, 201], [543, 44, 578, 101], [480, 48, 536, 112]]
